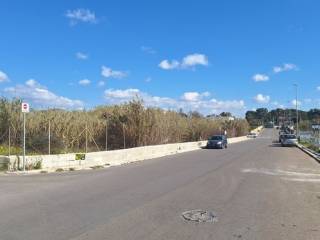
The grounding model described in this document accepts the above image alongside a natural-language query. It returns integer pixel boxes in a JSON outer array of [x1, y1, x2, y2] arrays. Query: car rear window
[[285, 135, 297, 139]]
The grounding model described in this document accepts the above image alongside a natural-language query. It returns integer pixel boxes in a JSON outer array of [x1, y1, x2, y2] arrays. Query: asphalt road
[[1, 129, 320, 240]]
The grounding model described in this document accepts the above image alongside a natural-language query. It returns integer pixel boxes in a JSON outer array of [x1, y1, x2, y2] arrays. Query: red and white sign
[[21, 102, 30, 113]]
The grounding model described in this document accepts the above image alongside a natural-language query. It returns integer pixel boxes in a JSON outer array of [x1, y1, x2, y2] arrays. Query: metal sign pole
[[23, 112, 26, 172], [21, 102, 29, 172]]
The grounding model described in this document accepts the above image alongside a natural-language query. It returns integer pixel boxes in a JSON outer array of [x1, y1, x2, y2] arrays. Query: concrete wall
[[7, 126, 263, 171], [251, 126, 263, 134], [0, 156, 10, 171]]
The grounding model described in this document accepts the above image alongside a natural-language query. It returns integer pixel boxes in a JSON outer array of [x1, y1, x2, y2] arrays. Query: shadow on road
[[201, 146, 227, 150], [269, 143, 297, 148], [269, 143, 282, 147]]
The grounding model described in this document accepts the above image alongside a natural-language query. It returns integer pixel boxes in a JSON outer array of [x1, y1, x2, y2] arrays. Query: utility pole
[[294, 84, 299, 136], [48, 120, 51, 155]]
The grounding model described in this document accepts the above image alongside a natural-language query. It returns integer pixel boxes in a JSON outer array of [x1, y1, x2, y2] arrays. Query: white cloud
[[159, 53, 209, 70], [26, 79, 37, 87], [0, 70, 9, 83], [209, 99, 245, 111], [105, 89, 140, 100], [254, 94, 270, 104], [181, 91, 210, 102], [317, 86, 320, 91], [273, 63, 298, 73], [4, 80, 84, 109], [101, 66, 127, 79], [271, 101, 284, 108], [76, 52, 88, 60], [78, 79, 91, 86], [98, 81, 105, 87], [182, 92, 201, 102], [141, 46, 156, 54], [202, 91, 211, 97], [181, 54, 208, 68], [252, 74, 269, 82], [104, 88, 245, 114], [65, 9, 97, 25], [291, 99, 302, 107], [158, 60, 180, 70]]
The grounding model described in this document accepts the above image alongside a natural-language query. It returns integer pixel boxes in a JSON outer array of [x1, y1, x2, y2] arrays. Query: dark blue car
[[206, 135, 228, 149]]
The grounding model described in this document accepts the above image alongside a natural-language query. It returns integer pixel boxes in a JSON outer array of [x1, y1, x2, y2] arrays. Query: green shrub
[[299, 140, 320, 153], [34, 160, 42, 169], [75, 153, 86, 160], [25, 160, 42, 171], [0, 145, 21, 156]]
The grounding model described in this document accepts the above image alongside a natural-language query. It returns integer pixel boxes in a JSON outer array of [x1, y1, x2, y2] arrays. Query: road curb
[[4, 164, 112, 176], [296, 143, 320, 164]]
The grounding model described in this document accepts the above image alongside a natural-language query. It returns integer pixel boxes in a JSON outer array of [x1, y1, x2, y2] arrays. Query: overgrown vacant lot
[[0, 98, 249, 155]]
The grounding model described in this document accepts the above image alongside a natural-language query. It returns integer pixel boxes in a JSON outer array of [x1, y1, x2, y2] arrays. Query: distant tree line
[[245, 108, 320, 129], [0, 98, 249, 155]]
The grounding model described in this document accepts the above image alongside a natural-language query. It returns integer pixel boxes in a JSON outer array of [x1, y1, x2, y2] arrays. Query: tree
[[219, 112, 232, 117]]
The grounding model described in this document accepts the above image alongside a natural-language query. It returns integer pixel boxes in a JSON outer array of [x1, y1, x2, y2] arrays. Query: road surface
[[1, 129, 320, 240]]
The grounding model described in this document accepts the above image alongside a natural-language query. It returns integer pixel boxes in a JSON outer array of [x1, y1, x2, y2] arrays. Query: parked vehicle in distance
[[279, 132, 286, 143], [247, 132, 257, 138], [207, 135, 228, 149], [281, 134, 298, 147], [279, 130, 286, 135], [264, 121, 274, 128]]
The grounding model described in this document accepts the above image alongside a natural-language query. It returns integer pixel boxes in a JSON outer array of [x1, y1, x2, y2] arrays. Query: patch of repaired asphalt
[[242, 168, 320, 183], [181, 209, 218, 223]]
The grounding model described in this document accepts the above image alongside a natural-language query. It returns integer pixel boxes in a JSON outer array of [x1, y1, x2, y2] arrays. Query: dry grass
[[0, 98, 249, 154]]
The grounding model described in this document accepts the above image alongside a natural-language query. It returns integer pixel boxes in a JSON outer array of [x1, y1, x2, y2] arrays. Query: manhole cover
[[181, 209, 218, 223]]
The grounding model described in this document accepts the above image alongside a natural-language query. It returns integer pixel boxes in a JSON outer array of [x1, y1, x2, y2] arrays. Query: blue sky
[[0, 0, 320, 116]]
